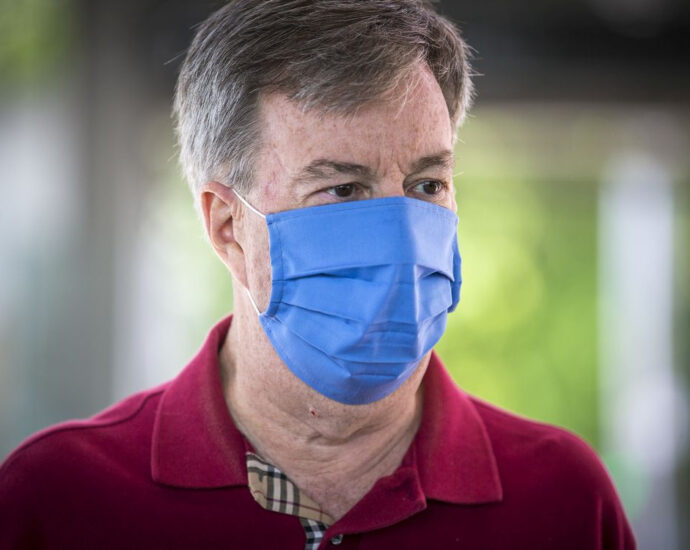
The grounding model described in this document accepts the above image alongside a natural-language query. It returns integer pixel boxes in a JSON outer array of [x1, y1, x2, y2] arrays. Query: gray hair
[[173, 0, 474, 204]]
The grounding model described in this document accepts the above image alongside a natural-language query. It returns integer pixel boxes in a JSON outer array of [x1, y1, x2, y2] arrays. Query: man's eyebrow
[[293, 151, 454, 186], [409, 151, 454, 174], [295, 159, 373, 184]]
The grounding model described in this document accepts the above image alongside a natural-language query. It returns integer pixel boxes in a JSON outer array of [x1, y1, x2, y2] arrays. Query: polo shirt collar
[[414, 351, 503, 504], [151, 315, 248, 487], [151, 316, 503, 505]]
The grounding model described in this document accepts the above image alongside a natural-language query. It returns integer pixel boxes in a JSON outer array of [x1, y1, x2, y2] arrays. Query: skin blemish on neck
[[309, 407, 318, 417]]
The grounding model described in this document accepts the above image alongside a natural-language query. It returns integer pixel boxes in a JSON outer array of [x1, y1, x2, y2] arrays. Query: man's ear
[[199, 181, 249, 288]]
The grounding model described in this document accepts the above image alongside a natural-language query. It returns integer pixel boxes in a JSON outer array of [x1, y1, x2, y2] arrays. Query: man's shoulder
[[471, 395, 595, 451], [451, 395, 636, 547], [468, 395, 619, 501], [0, 382, 168, 483]]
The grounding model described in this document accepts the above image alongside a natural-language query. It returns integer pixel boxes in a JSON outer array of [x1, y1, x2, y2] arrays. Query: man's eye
[[413, 180, 444, 195], [326, 184, 356, 198]]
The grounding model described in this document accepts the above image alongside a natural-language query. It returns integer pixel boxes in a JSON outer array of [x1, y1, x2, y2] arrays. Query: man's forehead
[[257, 74, 453, 175], [259, 64, 449, 129]]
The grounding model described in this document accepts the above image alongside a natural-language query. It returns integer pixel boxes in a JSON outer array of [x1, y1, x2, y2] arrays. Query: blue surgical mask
[[234, 190, 461, 405]]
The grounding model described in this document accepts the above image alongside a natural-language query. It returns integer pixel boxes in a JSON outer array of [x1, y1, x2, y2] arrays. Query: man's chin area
[[294, 352, 431, 437]]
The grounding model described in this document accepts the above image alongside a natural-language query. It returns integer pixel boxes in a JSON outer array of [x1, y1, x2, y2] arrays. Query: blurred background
[[0, 0, 688, 547]]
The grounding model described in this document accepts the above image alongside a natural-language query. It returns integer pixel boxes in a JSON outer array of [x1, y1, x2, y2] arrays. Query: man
[[0, 1, 635, 548]]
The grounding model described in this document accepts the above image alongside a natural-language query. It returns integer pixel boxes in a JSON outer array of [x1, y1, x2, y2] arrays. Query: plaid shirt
[[246, 452, 342, 549]]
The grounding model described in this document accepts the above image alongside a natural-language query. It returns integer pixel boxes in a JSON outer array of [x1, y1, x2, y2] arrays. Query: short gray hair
[[173, 0, 474, 203]]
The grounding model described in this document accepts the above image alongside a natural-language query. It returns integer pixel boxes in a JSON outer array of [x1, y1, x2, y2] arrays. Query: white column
[[598, 151, 682, 549]]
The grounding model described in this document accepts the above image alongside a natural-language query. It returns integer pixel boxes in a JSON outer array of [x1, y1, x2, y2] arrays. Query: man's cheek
[[250, 225, 273, 311]]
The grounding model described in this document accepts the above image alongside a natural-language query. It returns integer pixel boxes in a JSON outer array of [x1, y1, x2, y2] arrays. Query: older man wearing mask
[[0, 1, 635, 549]]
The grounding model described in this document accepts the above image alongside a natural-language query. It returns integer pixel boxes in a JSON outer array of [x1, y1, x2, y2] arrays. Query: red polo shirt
[[0, 316, 635, 549]]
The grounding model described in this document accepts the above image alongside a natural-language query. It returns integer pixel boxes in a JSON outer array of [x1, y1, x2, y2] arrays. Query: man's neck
[[220, 314, 427, 521]]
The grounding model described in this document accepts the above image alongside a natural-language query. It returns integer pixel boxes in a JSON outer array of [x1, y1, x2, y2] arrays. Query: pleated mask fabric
[[234, 191, 461, 405]]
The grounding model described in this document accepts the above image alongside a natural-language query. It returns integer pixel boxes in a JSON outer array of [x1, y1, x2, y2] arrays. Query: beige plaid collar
[[246, 452, 335, 549], [246, 452, 334, 525]]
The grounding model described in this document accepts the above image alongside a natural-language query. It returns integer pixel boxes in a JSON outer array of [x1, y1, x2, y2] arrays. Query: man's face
[[237, 63, 457, 312]]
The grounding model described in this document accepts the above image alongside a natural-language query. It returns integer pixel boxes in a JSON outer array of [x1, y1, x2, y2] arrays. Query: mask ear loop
[[231, 187, 266, 316], [244, 287, 262, 316], [232, 187, 266, 219]]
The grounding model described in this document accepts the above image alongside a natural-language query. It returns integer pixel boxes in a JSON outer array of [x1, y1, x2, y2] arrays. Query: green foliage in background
[[436, 171, 600, 448], [0, 0, 74, 89]]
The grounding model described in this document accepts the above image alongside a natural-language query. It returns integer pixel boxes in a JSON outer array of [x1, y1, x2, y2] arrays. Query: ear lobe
[[200, 181, 248, 286]]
